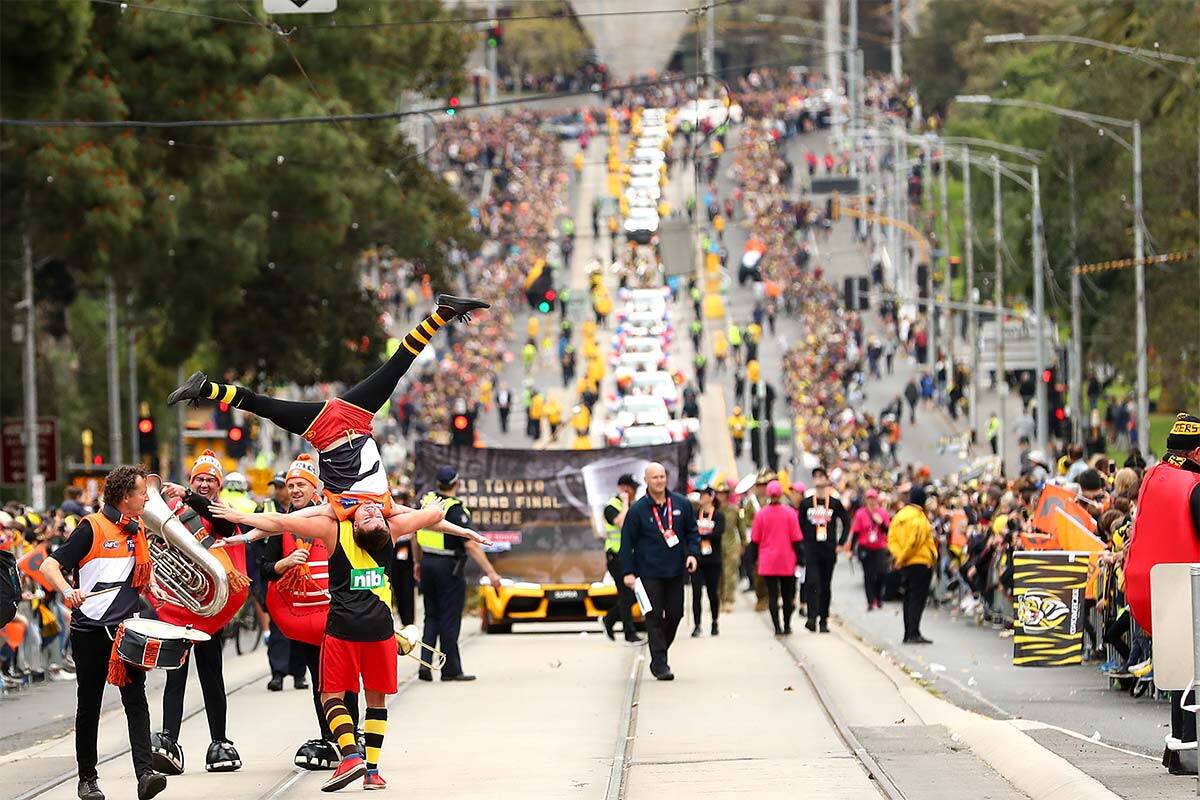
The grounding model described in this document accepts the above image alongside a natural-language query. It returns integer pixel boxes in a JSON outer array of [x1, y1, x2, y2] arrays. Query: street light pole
[[891, 0, 902, 80], [22, 222, 40, 505], [939, 140, 953, 377], [105, 276, 123, 464], [1031, 165, 1048, 455], [993, 156, 1008, 472], [127, 293, 138, 461], [486, 0, 498, 104], [962, 146, 978, 441], [1068, 158, 1084, 443], [922, 138, 935, 369], [1132, 120, 1148, 457]]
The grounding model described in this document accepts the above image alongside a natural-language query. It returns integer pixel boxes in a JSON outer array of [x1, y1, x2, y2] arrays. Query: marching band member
[[165, 294, 488, 523], [212, 496, 472, 791], [40, 465, 169, 800], [261, 454, 360, 770], [152, 451, 251, 775]]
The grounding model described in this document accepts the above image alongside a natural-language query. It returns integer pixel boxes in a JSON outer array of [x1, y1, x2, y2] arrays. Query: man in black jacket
[[618, 463, 699, 680], [796, 466, 852, 633]]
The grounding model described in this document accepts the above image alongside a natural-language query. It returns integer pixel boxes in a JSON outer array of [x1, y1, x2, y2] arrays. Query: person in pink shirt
[[751, 480, 804, 635], [850, 489, 892, 610]]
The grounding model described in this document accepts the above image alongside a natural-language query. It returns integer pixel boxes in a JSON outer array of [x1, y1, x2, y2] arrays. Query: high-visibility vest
[[416, 496, 463, 556], [603, 496, 623, 554]]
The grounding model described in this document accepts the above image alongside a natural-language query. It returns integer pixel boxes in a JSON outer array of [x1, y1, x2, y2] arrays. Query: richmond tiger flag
[[1012, 551, 1089, 667]]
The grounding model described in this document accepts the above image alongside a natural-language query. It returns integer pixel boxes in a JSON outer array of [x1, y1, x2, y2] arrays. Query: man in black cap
[[599, 474, 643, 644], [415, 466, 502, 681], [619, 462, 700, 680], [796, 466, 851, 633]]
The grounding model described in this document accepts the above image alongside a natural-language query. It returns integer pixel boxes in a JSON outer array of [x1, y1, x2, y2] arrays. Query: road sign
[[1, 417, 60, 486], [263, 0, 336, 13]]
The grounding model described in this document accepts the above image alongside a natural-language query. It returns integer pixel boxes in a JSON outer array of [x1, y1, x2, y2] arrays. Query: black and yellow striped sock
[[363, 707, 387, 770], [398, 310, 450, 357], [322, 697, 359, 759], [203, 381, 251, 407]]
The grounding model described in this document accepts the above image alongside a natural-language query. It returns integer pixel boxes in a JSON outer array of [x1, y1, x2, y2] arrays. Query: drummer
[[40, 465, 169, 800]]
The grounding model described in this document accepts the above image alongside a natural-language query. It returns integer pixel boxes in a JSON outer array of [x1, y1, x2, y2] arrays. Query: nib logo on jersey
[[350, 566, 386, 591]]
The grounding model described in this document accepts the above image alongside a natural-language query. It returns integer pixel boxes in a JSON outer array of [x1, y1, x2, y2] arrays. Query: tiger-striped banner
[[1012, 551, 1089, 667]]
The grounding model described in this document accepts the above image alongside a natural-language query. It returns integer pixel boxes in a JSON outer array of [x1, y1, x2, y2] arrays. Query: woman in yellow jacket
[[887, 485, 936, 644]]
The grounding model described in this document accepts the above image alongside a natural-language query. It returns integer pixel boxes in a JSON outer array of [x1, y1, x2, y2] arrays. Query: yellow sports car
[[479, 579, 643, 634]]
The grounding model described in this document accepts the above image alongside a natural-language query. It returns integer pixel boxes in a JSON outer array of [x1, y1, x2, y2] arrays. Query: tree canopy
[[904, 0, 1199, 409], [0, 0, 478, 461]]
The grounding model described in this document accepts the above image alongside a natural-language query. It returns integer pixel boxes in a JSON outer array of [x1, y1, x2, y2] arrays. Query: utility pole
[[846, 0, 859, 173], [992, 157, 1008, 472], [22, 219, 40, 506], [175, 365, 186, 482], [704, 2, 715, 84], [106, 276, 123, 464], [891, 0, 902, 80], [824, 0, 840, 135], [1031, 165, 1048, 456], [922, 138, 935, 368], [127, 293, 139, 460], [938, 140, 953, 377], [1132, 120, 1148, 459], [962, 146, 978, 441], [891, 127, 904, 296], [486, 0, 498, 104], [1068, 159, 1084, 444]]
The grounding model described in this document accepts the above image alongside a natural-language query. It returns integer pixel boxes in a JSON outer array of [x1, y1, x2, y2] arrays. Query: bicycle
[[222, 596, 263, 655]]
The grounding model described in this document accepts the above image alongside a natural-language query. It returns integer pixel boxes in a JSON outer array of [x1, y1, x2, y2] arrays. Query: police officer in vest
[[600, 475, 644, 644], [415, 466, 501, 681]]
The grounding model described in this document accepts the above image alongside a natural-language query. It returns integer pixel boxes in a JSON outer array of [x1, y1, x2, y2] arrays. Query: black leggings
[[764, 575, 797, 633], [1102, 612, 1131, 662], [223, 309, 448, 435], [232, 344, 424, 435], [691, 561, 721, 626], [163, 633, 226, 742]]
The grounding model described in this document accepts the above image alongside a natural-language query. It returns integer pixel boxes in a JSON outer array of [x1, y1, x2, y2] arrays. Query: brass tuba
[[142, 475, 229, 617]]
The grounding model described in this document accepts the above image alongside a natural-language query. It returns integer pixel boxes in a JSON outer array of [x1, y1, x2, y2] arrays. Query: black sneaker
[[417, 669, 433, 682], [819, 621, 830, 633], [602, 615, 616, 641], [294, 676, 309, 690], [136, 772, 166, 800], [651, 665, 675, 681], [804, 619, 817, 632], [441, 673, 477, 682], [149, 732, 184, 776], [435, 294, 490, 322], [205, 739, 241, 772], [267, 675, 284, 692], [711, 621, 719, 636], [691, 625, 702, 637], [166, 370, 208, 406], [77, 777, 104, 800]]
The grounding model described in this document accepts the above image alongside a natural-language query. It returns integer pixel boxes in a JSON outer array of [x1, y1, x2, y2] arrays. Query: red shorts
[[319, 634, 397, 694]]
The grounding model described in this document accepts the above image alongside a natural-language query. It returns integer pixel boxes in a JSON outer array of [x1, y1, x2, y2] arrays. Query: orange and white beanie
[[190, 449, 224, 485], [286, 454, 321, 489]]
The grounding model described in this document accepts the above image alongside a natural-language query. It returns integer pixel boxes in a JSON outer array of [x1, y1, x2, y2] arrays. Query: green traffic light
[[537, 301, 551, 313], [487, 37, 497, 48]]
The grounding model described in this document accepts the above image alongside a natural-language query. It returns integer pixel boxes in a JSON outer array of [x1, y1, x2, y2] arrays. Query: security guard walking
[[416, 466, 501, 681], [600, 475, 643, 644]]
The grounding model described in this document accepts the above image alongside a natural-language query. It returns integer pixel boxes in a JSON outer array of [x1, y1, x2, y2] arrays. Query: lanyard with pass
[[653, 498, 679, 548]]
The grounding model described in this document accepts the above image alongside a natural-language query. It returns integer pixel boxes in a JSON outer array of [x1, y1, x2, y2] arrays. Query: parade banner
[[412, 442, 692, 583], [1012, 551, 1089, 666]]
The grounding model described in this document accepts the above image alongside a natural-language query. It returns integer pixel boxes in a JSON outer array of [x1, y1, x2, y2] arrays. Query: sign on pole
[[263, 0, 336, 13], [1, 417, 59, 486]]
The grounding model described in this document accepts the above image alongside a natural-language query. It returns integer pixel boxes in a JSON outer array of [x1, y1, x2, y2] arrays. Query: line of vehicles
[[622, 107, 672, 245]]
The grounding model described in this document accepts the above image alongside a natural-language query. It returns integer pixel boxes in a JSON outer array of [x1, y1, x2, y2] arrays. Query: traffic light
[[486, 23, 503, 48], [449, 411, 475, 446], [1042, 368, 1070, 439], [227, 425, 248, 459], [525, 264, 555, 312], [445, 96, 460, 116], [137, 413, 157, 459]]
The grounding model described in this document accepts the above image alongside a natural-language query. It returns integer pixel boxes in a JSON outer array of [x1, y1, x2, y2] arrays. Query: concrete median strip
[[830, 621, 1124, 800]]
